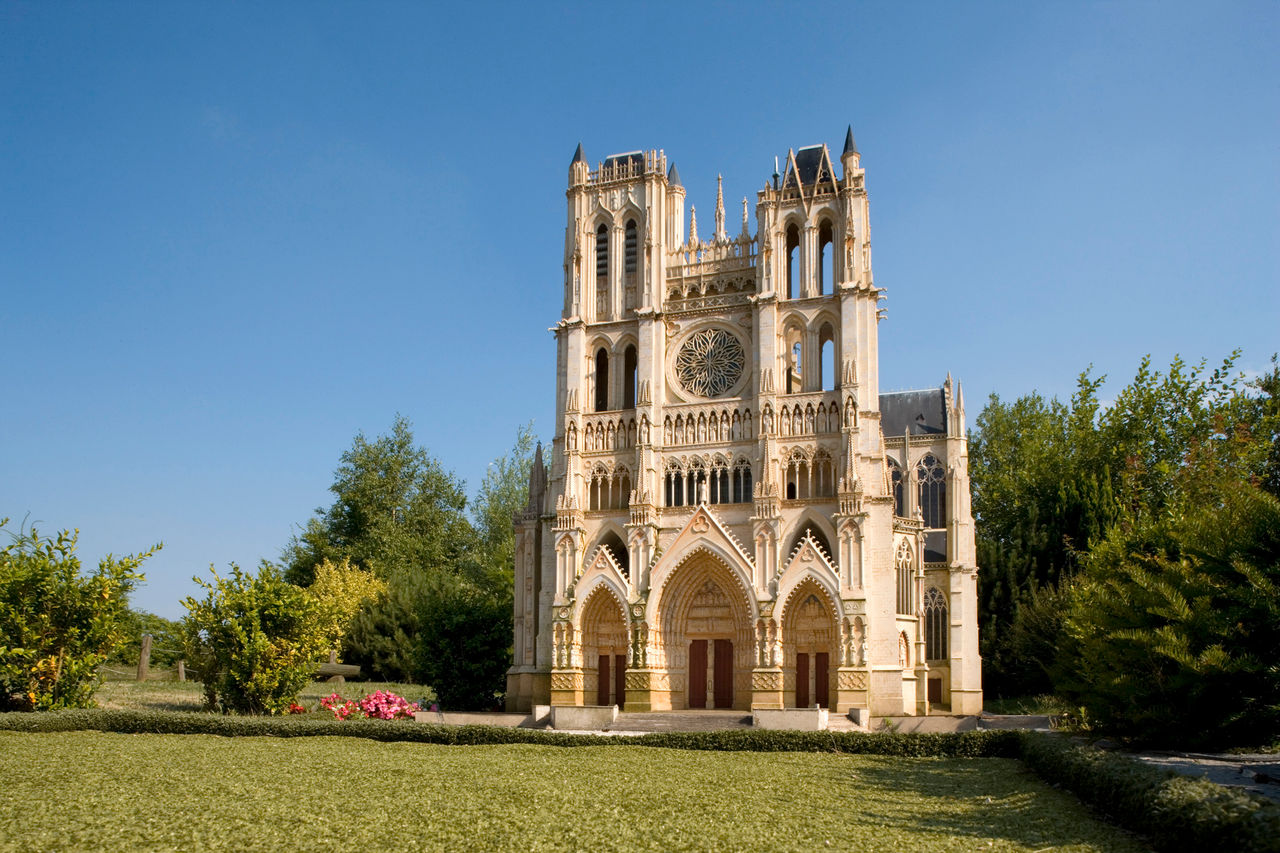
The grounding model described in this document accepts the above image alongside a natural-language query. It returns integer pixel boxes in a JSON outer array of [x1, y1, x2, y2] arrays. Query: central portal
[[687, 638, 734, 709]]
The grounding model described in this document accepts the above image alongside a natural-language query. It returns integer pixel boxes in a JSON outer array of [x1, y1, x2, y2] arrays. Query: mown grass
[[0, 731, 1146, 852]]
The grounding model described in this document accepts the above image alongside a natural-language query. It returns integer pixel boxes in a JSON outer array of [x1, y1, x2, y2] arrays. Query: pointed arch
[[783, 513, 837, 566]]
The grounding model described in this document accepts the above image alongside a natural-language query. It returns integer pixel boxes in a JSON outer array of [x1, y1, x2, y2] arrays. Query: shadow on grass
[[841, 756, 1145, 851]]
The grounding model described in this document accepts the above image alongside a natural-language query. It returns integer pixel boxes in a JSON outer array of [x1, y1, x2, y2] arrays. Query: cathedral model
[[507, 128, 982, 718]]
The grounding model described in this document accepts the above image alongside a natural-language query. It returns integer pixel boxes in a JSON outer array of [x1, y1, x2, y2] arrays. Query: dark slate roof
[[794, 146, 825, 185], [603, 151, 643, 171], [879, 388, 947, 436], [667, 162, 682, 188], [843, 125, 858, 156], [571, 142, 586, 164]]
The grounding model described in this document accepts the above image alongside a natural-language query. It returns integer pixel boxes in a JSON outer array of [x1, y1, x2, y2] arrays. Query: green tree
[[1055, 451, 1280, 748], [283, 414, 476, 587], [415, 572, 512, 710], [181, 562, 327, 715], [471, 422, 537, 592], [0, 521, 157, 710]]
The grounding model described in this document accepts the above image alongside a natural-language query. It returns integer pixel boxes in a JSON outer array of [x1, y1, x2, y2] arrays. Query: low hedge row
[[1017, 731, 1280, 853], [0, 708, 1019, 756]]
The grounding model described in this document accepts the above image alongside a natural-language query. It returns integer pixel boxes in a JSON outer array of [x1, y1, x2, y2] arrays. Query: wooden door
[[597, 654, 611, 706], [614, 654, 626, 710], [796, 652, 810, 708], [713, 639, 733, 709], [815, 652, 830, 709], [688, 639, 707, 708], [928, 677, 942, 704]]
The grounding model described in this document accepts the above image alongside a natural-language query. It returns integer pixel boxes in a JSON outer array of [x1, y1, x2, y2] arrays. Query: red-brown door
[[688, 639, 707, 708], [614, 654, 626, 710], [815, 652, 830, 709], [713, 639, 733, 709], [796, 652, 810, 708], [597, 654, 611, 706], [928, 677, 942, 704]]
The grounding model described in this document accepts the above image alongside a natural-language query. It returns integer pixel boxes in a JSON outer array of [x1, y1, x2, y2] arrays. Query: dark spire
[[570, 142, 586, 165], [667, 162, 682, 188], [842, 125, 858, 156]]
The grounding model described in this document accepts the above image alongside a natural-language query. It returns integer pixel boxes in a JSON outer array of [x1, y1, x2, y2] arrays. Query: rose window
[[675, 328, 745, 398]]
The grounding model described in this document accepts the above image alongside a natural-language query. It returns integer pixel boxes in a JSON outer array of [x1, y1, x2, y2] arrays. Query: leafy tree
[[283, 414, 476, 587], [342, 567, 427, 683], [471, 422, 537, 590], [973, 352, 1250, 696], [415, 572, 512, 710], [1054, 451, 1280, 748], [181, 562, 327, 714], [0, 521, 157, 710], [307, 557, 386, 652]]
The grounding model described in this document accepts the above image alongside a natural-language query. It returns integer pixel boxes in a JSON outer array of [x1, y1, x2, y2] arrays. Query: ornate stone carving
[[675, 328, 745, 398], [551, 672, 580, 691], [838, 670, 868, 691], [752, 670, 782, 691]]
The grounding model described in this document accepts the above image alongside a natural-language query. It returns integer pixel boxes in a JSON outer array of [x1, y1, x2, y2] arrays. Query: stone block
[[752, 707, 829, 731], [550, 704, 618, 730]]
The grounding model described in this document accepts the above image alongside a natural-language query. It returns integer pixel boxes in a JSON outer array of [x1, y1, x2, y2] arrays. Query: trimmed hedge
[[0, 708, 1019, 755], [1017, 731, 1280, 853]]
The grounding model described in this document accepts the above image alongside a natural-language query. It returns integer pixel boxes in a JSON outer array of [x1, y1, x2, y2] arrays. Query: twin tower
[[507, 128, 982, 718]]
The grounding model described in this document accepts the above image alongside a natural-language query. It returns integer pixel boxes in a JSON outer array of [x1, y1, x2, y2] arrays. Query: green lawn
[[0, 731, 1146, 852], [93, 678, 434, 714]]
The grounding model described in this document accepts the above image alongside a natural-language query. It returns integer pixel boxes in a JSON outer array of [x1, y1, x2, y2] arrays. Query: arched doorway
[[579, 586, 628, 709], [655, 553, 753, 710], [782, 579, 838, 709]]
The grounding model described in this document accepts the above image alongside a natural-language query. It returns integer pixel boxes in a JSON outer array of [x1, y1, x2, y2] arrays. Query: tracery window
[[675, 328, 744, 398], [917, 454, 946, 529], [895, 539, 914, 616], [924, 586, 948, 660], [732, 459, 753, 503], [588, 465, 631, 511], [664, 459, 685, 507]]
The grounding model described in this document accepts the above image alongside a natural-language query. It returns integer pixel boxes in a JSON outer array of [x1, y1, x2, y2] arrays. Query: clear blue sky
[[3, 2, 1276, 619]]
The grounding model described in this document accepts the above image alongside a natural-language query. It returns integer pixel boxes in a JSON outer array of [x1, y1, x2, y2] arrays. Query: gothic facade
[[507, 129, 982, 717]]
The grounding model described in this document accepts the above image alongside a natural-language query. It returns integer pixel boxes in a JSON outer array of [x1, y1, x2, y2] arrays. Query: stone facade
[[506, 129, 982, 716]]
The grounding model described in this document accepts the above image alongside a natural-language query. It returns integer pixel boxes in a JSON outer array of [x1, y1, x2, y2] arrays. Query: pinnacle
[[843, 125, 858, 156]]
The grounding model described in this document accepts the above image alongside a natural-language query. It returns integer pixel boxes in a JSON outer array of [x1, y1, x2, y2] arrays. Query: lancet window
[[595, 223, 609, 319], [785, 223, 800, 299], [917, 454, 946, 529], [623, 345, 637, 409], [594, 348, 609, 412], [888, 458, 905, 517], [895, 539, 914, 616], [731, 459, 753, 503], [818, 219, 833, 295], [924, 586, 948, 660], [623, 219, 638, 312]]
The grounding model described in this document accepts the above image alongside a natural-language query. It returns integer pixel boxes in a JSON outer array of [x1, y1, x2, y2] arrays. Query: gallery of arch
[[507, 128, 982, 717]]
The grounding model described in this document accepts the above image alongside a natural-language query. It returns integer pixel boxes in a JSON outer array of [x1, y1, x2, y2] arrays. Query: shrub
[[181, 563, 327, 715], [0, 521, 157, 710], [416, 572, 511, 709], [1017, 732, 1280, 852]]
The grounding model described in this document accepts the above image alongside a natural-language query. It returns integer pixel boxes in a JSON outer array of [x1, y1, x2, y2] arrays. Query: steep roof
[[879, 388, 947, 436], [667, 162, 682, 188], [842, 125, 858, 156], [793, 145, 825, 185]]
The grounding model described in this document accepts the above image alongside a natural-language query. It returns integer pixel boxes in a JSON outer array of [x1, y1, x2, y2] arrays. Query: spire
[[667, 162, 682, 188], [842, 125, 858, 156], [571, 142, 585, 165], [688, 204, 698, 245], [714, 175, 726, 240], [741, 197, 750, 237]]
